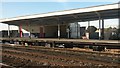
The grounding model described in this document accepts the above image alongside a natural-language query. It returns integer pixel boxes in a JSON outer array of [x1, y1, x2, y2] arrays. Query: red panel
[[19, 25, 22, 37]]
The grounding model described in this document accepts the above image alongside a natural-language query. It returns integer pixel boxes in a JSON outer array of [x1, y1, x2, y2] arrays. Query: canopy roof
[[0, 3, 119, 26]]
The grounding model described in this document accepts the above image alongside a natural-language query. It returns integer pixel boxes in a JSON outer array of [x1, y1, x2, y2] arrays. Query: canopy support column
[[76, 22, 79, 39], [58, 24, 60, 39], [95, 11, 101, 40], [98, 19, 101, 40], [29, 22, 31, 38], [87, 21, 90, 39], [101, 19, 104, 40], [8, 24, 10, 38], [118, 3, 120, 39], [67, 24, 70, 39], [118, 17, 120, 39], [19, 25, 22, 38]]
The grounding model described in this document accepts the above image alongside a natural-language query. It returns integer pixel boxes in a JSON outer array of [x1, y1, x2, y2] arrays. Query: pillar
[[87, 21, 90, 39], [67, 24, 70, 38], [8, 24, 10, 38], [99, 19, 101, 40], [118, 2, 120, 39], [88, 21, 90, 27], [101, 19, 104, 40], [95, 11, 101, 40], [19, 25, 22, 38], [76, 22, 79, 39], [58, 24, 60, 39], [29, 22, 31, 38], [118, 15, 120, 40], [43, 26, 45, 37], [79, 23, 81, 38]]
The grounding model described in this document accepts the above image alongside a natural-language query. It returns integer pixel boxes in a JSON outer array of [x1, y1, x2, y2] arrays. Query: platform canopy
[[0, 3, 119, 26]]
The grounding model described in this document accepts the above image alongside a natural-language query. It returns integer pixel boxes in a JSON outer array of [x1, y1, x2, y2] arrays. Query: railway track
[[1, 44, 120, 67]]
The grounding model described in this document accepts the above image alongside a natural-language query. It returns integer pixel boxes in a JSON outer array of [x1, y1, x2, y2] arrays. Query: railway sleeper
[[93, 46, 106, 51]]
